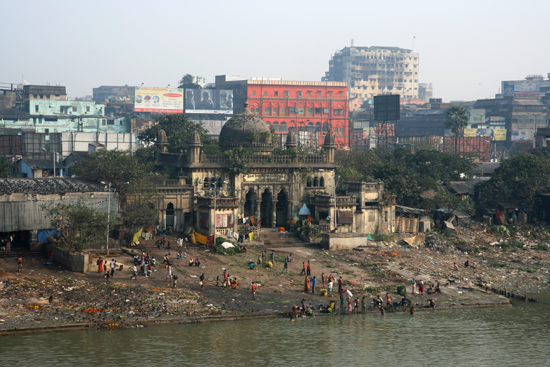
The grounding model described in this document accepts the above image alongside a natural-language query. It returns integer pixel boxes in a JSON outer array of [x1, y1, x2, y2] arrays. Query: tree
[[121, 196, 159, 235], [477, 152, 550, 211], [0, 157, 13, 178], [72, 150, 153, 195], [445, 105, 469, 154], [42, 202, 109, 253], [178, 74, 194, 87], [138, 114, 219, 156]]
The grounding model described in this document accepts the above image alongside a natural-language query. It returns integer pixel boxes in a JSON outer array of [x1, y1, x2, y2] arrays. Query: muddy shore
[[1, 224, 548, 335]]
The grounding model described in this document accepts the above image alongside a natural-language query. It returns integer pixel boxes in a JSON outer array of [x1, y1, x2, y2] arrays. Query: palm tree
[[445, 105, 468, 154]]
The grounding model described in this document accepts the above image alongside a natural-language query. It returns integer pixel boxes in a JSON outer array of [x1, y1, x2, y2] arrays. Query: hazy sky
[[2, 0, 549, 102]]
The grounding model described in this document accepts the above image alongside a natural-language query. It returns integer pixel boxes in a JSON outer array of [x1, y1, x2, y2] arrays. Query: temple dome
[[219, 102, 273, 153]]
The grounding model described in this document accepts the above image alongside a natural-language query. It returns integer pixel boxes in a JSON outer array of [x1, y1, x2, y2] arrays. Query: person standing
[[411, 278, 416, 295], [200, 273, 205, 290], [261, 251, 266, 265], [321, 273, 326, 289], [282, 259, 289, 273], [17, 257, 22, 275], [327, 279, 333, 297], [270, 250, 275, 264], [251, 282, 257, 300], [419, 280, 424, 295], [386, 293, 392, 310], [338, 276, 343, 293], [132, 264, 138, 280], [304, 276, 310, 293], [311, 276, 317, 294], [300, 262, 306, 275], [110, 259, 116, 278], [97, 257, 104, 273], [306, 261, 311, 277], [166, 263, 173, 284]]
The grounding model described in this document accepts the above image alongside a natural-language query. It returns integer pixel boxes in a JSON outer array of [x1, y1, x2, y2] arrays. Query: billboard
[[192, 119, 228, 136], [515, 82, 540, 97], [502, 81, 515, 96], [374, 94, 400, 121], [134, 87, 183, 113], [185, 89, 233, 114], [511, 129, 534, 142], [486, 116, 506, 125], [464, 127, 506, 141]]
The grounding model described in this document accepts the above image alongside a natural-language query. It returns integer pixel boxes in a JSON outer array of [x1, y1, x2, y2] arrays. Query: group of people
[[96, 257, 121, 281]]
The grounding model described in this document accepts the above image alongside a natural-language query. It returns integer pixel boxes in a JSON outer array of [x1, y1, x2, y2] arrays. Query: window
[[255, 108, 260, 114], [323, 107, 329, 114], [315, 107, 322, 114], [289, 106, 297, 114], [264, 91, 268, 96], [274, 91, 279, 96], [35, 105, 39, 112], [280, 108, 286, 115], [339, 127, 344, 134], [307, 108, 313, 115], [328, 91, 333, 97], [334, 127, 338, 134], [317, 91, 322, 97], [339, 91, 343, 97], [298, 107, 305, 115], [252, 91, 256, 96], [297, 91, 303, 97], [273, 107, 278, 115], [334, 109, 344, 115], [308, 91, 312, 97], [72, 106, 77, 112], [45, 128, 49, 135], [102, 119, 106, 125], [322, 122, 329, 133], [264, 107, 271, 114], [86, 106, 90, 112], [284, 90, 289, 97]]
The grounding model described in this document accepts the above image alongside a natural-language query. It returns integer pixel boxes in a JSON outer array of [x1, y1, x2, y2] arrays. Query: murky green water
[[1, 300, 549, 366]]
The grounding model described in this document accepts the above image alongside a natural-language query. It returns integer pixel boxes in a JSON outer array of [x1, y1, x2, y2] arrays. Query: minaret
[[323, 130, 336, 163], [188, 130, 202, 164], [155, 129, 168, 160]]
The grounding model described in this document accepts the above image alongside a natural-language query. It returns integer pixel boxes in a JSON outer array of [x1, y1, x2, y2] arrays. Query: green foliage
[[335, 147, 474, 210], [0, 157, 13, 178], [72, 150, 153, 195], [178, 74, 194, 87], [211, 236, 240, 255], [396, 285, 407, 296], [122, 196, 159, 235], [41, 202, 109, 253], [445, 105, 469, 136], [138, 114, 218, 155], [224, 147, 252, 175], [489, 262, 507, 268], [476, 152, 550, 211], [535, 243, 549, 251]]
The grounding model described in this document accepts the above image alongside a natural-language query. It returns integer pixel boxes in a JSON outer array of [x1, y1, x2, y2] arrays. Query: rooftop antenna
[[412, 35, 416, 50], [351, 38, 354, 47]]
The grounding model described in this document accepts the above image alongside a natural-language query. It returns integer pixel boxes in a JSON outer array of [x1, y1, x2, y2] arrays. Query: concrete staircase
[[260, 229, 306, 248]]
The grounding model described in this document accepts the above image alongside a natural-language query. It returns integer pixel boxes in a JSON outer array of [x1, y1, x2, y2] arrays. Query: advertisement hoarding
[[185, 89, 233, 114], [134, 87, 184, 113], [464, 127, 506, 141], [502, 81, 515, 96], [192, 119, 228, 136], [511, 129, 534, 142], [515, 82, 540, 97]]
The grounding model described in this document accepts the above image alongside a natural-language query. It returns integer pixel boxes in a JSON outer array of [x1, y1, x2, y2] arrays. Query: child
[[132, 265, 138, 280]]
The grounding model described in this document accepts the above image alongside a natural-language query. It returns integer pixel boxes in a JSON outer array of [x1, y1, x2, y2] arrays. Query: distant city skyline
[[1, 0, 549, 102]]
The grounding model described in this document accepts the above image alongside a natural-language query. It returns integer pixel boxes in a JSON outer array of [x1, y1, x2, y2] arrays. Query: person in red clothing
[[306, 261, 311, 276], [251, 282, 257, 300], [300, 262, 306, 275]]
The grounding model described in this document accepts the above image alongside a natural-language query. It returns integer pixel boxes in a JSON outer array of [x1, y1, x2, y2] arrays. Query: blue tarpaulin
[[37, 229, 58, 243]]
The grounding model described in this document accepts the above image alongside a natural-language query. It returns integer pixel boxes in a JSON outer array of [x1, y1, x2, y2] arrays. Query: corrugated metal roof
[[0, 178, 104, 194], [449, 177, 489, 195]]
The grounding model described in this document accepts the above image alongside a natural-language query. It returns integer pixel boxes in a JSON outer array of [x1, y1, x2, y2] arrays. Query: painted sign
[[134, 87, 184, 113]]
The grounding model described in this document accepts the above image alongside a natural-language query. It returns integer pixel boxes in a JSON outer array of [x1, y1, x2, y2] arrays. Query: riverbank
[[2, 224, 548, 335]]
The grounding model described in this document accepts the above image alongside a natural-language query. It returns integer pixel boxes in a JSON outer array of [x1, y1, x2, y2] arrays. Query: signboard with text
[[134, 87, 184, 113], [185, 89, 233, 114]]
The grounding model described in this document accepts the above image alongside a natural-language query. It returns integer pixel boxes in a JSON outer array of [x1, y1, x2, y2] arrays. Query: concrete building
[[216, 75, 350, 149], [324, 46, 419, 101]]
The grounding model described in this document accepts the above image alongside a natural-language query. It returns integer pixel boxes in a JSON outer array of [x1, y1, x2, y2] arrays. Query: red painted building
[[216, 76, 349, 148]]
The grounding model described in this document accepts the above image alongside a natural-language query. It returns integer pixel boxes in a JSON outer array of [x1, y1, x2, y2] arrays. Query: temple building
[[156, 102, 396, 240]]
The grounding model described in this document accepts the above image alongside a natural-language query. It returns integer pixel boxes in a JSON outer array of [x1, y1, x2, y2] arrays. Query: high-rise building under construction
[[323, 46, 419, 100]]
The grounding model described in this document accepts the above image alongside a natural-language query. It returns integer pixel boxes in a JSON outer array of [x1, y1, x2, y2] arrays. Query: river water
[[2, 299, 549, 366]]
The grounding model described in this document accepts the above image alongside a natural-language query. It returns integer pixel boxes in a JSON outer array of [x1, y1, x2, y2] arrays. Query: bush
[[535, 243, 549, 251], [211, 236, 240, 255], [397, 285, 407, 296]]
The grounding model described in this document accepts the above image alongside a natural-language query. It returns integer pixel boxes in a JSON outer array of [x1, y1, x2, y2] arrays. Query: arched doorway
[[244, 189, 257, 218], [260, 189, 273, 228], [166, 203, 175, 229], [276, 189, 288, 227]]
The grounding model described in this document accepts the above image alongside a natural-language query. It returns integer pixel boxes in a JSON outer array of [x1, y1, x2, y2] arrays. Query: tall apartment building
[[324, 46, 419, 100], [216, 75, 349, 148]]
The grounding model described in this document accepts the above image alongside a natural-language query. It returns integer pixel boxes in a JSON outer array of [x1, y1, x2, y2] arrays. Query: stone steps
[[260, 230, 305, 247]]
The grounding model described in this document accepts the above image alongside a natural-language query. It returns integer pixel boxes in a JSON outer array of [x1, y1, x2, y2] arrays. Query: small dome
[[323, 130, 336, 148], [157, 129, 168, 144], [286, 131, 297, 148], [189, 130, 202, 146], [219, 102, 273, 153]]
